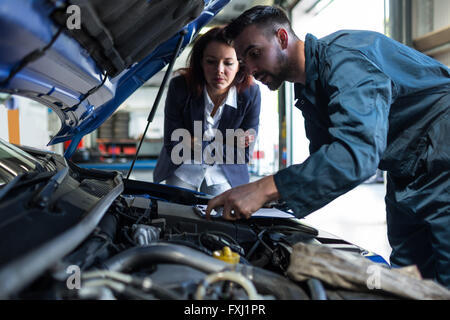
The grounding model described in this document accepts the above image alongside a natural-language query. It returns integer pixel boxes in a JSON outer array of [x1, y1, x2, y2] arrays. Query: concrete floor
[[128, 169, 392, 264]]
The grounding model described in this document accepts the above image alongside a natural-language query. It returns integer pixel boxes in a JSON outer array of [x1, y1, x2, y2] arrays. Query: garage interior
[[1, 0, 449, 265]]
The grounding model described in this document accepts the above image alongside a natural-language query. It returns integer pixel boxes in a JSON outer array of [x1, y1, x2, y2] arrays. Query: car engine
[[0, 147, 394, 300]]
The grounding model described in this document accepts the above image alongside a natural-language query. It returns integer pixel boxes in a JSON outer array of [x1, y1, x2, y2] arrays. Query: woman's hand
[[244, 130, 255, 148], [234, 129, 255, 148]]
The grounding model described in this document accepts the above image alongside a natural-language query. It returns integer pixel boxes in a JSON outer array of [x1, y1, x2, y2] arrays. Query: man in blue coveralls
[[206, 5, 450, 288]]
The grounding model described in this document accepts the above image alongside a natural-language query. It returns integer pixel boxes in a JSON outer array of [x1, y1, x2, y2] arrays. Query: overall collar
[[295, 33, 320, 105]]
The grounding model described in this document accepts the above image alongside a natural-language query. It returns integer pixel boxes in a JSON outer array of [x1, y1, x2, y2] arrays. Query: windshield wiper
[[0, 170, 58, 202], [37, 154, 56, 172], [31, 167, 69, 208], [0, 174, 29, 202], [0, 171, 45, 202]]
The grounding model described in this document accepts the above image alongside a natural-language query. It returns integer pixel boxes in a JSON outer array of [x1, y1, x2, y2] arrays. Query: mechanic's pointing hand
[[206, 175, 280, 220]]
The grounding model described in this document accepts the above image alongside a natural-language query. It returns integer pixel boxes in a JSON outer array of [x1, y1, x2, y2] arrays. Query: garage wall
[[292, 0, 386, 39], [18, 97, 50, 149], [412, 0, 450, 35], [290, 0, 386, 165], [412, 0, 450, 66], [0, 107, 8, 140], [119, 86, 166, 140], [250, 82, 279, 175], [0, 96, 51, 150]]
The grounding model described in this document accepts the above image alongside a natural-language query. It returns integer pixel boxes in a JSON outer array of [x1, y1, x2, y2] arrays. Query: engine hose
[[81, 270, 182, 300], [99, 214, 118, 240], [240, 266, 310, 300], [195, 271, 260, 300], [307, 279, 327, 300], [148, 282, 183, 300], [63, 214, 118, 269], [103, 242, 227, 274], [102, 242, 309, 300]]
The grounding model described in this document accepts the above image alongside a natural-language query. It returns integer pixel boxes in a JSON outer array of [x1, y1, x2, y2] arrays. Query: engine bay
[[0, 147, 393, 300]]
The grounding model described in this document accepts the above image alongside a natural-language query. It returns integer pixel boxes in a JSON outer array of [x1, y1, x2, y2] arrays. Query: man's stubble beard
[[267, 49, 292, 91]]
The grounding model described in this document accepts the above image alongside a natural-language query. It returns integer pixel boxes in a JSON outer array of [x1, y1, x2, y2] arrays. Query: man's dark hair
[[224, 5, 296, 40]]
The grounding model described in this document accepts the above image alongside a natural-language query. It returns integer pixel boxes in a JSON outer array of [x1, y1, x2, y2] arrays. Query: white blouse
[[173, 86, 237, 188]]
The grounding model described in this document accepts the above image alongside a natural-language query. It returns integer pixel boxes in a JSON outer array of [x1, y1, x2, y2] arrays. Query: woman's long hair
[[177, 26, 253, 97]]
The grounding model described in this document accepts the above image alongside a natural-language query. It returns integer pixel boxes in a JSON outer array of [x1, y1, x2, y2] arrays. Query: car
[[0, 0, 408, 301], [0, 136, 395, 300]]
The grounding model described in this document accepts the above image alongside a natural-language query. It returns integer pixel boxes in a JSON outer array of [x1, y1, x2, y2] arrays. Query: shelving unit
[[97, 138, 137, 158], [96, 138, 163, 159]]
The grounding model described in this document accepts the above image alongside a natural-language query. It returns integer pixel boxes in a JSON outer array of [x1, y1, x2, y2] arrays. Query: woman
[[153, 27, 261, 195]]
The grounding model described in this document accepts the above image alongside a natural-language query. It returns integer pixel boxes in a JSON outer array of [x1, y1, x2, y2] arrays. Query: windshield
[[0, 138, 41, 187]]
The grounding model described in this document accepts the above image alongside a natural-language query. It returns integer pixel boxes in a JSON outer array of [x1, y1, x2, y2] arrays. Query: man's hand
[[205, 175, 280, 220]]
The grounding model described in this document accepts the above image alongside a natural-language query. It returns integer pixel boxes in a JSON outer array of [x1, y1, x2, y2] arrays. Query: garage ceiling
[[212, 0, 305, 24], [144, 0, 302, 86], [212, 0, 274, 24]]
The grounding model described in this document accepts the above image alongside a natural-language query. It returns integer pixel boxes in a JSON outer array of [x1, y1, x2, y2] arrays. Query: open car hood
[[0, 0, 230, 157]]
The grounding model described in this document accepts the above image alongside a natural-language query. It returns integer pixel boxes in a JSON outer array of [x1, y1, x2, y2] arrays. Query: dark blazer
[[153, 75, 261, 187]]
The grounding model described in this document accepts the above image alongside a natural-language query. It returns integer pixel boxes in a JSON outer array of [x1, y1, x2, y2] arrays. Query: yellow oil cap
[[212, 246, 240, 264]]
